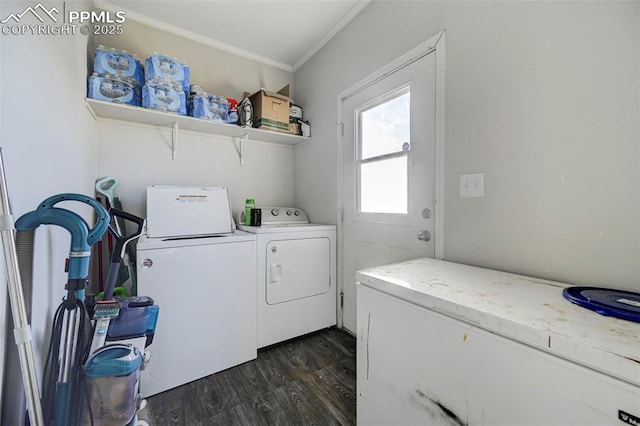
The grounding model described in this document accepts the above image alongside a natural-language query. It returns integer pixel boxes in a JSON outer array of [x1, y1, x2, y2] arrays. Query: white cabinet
[[356, 258, 640, 425]]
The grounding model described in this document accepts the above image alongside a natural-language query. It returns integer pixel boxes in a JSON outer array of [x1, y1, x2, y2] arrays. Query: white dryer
[[238, 207, 336, 348]]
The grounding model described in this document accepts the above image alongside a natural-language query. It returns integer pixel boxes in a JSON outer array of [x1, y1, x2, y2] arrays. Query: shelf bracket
[[234, 134, 249, 166], [172, 121, 179, 160]]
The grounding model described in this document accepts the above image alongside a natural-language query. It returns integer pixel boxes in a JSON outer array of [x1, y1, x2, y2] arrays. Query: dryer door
[[266, 237, 331, 304]]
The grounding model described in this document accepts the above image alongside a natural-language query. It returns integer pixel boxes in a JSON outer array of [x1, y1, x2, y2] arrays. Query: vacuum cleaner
[[82, 208, 158, 426], [2, 191, 157, 426], [14, 193, 110, 426]]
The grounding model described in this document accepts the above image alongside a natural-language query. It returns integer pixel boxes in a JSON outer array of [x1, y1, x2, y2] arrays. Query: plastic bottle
[[244, 199, 255, 225]]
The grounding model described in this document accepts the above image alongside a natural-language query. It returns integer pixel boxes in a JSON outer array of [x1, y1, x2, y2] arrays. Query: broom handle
[[0, 148, 44, 426]]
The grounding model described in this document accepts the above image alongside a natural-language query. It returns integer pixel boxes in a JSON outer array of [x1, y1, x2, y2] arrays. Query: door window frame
[[355, 85, 411, 225]]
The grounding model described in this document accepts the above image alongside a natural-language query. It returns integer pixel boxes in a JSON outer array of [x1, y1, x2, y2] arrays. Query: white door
[[266, 237, 331, 304], [339, 36, 444, 333]]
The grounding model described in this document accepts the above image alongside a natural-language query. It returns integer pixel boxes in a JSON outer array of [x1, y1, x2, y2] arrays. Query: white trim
[[434, 32, 446, 260], [336, 31, 447, 320], [337, 30, 444, 102], [336, 120, 345, 329], [94, 0, 294, 72], [0, 0, 5, 407], [293, 0, 371, 72]]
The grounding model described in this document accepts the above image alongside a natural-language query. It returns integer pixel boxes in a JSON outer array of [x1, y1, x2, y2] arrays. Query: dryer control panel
[[259, 207, 309, 225]]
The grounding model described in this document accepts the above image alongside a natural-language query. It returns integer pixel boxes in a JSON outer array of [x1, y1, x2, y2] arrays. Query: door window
[[357, 88, 410, 215]]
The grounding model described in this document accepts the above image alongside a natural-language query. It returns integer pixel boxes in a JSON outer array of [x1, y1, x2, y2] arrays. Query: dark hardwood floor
[[146, 328, 356, 426]]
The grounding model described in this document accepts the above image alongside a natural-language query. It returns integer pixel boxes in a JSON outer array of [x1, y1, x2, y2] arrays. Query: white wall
[[96, 121, 295, 219], [0, 0, 97, 410], [295, 1, 640, 290], [94, 18, 294, 104], [93, 19, 296, 219]]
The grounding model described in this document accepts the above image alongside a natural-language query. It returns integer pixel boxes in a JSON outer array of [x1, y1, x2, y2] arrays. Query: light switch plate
[[460, 173, 484, 197]]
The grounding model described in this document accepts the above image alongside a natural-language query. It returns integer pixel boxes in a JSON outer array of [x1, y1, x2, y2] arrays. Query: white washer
[[136, 231, 257, 397], [238, 207, 336, 348]]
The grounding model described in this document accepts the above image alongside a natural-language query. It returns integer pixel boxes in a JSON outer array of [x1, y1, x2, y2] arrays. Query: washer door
[[266, 237, 331, 304]]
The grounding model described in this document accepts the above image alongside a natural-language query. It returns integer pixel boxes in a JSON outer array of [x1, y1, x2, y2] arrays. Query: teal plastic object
[[85, 344, 142, 378], [95, 176, 119, 206], [15, 193, 109, 280]]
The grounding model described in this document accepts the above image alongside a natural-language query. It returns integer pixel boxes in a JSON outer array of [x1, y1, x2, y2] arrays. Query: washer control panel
[[260, 207, 309, 225]]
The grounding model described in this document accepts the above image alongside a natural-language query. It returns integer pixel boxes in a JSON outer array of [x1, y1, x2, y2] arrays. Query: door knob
[[417, 230, 431, 241]]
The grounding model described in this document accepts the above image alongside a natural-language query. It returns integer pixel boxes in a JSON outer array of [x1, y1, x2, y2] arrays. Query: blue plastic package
[[94, 45, 144, 86], [183, 63, 190, 93], [88, 74, 141, 106], [145, 53, 190, 92], [187, 93, 229, 123], [142, 80, 186, 115]]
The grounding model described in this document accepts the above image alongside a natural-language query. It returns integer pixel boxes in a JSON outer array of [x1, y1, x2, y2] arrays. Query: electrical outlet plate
[[460, 173, 484, 197]]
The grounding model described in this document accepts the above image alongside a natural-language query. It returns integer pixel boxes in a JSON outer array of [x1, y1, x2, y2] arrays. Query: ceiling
[[96, 0, 371, 72]]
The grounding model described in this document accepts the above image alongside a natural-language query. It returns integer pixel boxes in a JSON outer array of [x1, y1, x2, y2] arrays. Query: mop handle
[[103, 208, 144, 301], [108, 208, 144, 262], [95, 176, 118, 207], [0, 149, 45, 426]]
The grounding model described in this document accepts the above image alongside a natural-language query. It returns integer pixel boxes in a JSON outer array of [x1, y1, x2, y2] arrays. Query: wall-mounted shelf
[[85, 98, 309, 160]]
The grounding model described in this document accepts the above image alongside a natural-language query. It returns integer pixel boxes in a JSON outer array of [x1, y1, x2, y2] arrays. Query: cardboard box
[[247, 85, 291, 133]]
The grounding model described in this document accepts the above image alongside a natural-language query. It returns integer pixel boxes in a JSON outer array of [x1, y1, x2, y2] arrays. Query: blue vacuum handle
[[16, 194, 109, 285], [37, 193, 109, 246]]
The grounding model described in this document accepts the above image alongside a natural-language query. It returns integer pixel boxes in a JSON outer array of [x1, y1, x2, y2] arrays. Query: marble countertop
[[356, 258, 640, 387]]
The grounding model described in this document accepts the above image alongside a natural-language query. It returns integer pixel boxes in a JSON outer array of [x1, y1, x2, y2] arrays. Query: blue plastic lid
[[85, 344, 142, 378], [563, 287, 640, 323]]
